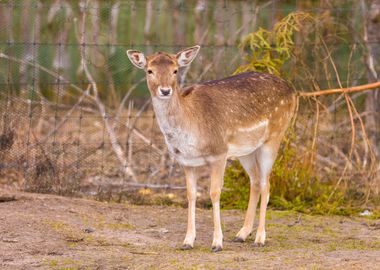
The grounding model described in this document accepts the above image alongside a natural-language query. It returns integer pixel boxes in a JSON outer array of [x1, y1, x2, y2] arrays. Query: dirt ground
[[0, 190, 379, 270]]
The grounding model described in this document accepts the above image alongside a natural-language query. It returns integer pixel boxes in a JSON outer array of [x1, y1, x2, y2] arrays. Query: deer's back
[[182, 71, 294, 123], [178, 72, 295, 159]]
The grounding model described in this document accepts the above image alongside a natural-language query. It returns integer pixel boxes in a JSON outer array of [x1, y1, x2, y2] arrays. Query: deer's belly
[[162, 120, 269, 165], [227, 120, 269, 157], [227, 142, 263, 157], [164, 134, 224, 167], [175, 154, 224, 167], [168, 144, 222, 167]]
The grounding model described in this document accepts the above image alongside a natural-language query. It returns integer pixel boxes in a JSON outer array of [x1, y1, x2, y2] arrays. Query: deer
[[127, 45, 295, 252]]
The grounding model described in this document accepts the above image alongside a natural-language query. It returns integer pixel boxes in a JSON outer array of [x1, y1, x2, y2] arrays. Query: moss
[[106, 222, 135, 230], [268, 210, 297, 219], [195, 246, 211, 253], [45, 259, 58, 267], [338, 239, 380, 250], [43, 258, 82, 270]]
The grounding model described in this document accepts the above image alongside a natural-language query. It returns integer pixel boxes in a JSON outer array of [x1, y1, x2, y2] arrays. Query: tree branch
[[299, 81, 380, 97]]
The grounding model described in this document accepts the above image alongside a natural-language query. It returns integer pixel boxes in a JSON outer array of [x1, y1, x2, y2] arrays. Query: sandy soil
[[0, 190, 379, 270]]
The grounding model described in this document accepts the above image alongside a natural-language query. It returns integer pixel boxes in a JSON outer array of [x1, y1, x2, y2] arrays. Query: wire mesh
[[0, 0, 377, 197]]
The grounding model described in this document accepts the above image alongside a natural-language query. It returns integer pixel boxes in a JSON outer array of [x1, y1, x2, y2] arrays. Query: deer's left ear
[[126, 50, 147, 69], [176, 45, 200, 67]]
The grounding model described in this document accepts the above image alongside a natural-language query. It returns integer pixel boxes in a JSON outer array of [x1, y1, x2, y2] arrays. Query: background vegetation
[[0, 0, 379, 216]]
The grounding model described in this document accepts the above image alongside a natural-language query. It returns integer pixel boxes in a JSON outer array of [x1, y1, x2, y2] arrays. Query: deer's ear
[[126, 50, 146, 69], [176, 45, 200, 67]]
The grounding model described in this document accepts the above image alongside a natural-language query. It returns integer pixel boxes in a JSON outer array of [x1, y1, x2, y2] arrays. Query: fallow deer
[[127, 46, 295, 252]]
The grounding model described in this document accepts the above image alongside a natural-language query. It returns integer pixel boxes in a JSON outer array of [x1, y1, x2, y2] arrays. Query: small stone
[[0, 195, 16, 203], [84, 227, 95, 233], [159, 228, 169, 234], [2, 238, 18, 243], [360, 210, 372, 216]]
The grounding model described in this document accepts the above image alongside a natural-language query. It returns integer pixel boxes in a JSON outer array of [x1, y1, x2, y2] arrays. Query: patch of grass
[[340, 239, 380, 250], [46, 259, 58, 267], [122, 190, 178, 207], [326, 239, 377, 252], [43, 220, 85, 243], [106, 222, 135, 230], [93, 214, 135, 231], [43, 258, 83, 270], [267, 210, 297, 219]]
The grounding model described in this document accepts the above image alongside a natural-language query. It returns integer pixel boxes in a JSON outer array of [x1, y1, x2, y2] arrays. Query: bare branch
[[78, 1, 136, 181], [299, 81, 380, 97]]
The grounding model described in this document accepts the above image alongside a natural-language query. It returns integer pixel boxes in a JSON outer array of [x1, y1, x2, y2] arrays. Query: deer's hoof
[[211, 245, 223, 253], [232, 236, 245, 243], [253, 242, 265, 248], [180, 244, 193, 250]]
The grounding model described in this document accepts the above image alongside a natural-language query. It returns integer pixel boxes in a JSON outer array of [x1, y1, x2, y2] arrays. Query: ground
[[0, 190, 379, 270]]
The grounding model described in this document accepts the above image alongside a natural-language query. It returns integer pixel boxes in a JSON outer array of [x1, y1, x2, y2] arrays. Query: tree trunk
[[363, 0, 380, 157], [110, 1, 120, 54], [214, 0, 225, 46], [19, 2, 30, 86], [194, 0, 206, 44], [144, 0, 153, 45], [227, 1, 238, 46], [173, 0, 185, 46]]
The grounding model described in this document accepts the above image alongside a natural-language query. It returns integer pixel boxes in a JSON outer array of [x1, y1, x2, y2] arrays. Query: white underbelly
[[176, 154, 223, 167], [174, 142, 264, 166], [227, 142, 263, 158], [226, 120, 269, 158]]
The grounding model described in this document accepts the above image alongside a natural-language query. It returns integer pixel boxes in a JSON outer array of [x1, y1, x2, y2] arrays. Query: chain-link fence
[[0, 0, 378, 199]]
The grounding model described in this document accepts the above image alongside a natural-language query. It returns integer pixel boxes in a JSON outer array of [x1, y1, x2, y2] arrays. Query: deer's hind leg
[[233, 151, 261, 242], [253, 140, 280, 247]]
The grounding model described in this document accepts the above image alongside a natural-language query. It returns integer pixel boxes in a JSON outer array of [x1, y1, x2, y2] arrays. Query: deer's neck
[[152, 90, 204, 160], [152, 90, 187, 134]]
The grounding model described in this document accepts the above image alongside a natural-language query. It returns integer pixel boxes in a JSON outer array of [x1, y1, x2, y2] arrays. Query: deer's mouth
[[157, 87, 173, 99]]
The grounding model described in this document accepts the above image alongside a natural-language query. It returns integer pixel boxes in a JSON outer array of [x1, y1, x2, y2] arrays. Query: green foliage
[[225, 11, 380, 215], [221, 134, 358, 216], [220, 161, 251, 210], [234, 12, 313, 76], [225, 11, 349, 215], [269, 137, 347, 215]]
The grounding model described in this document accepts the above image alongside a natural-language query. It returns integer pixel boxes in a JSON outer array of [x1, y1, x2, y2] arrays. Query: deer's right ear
[[176, 45, 200, 67], [126, 50, 146, 69]]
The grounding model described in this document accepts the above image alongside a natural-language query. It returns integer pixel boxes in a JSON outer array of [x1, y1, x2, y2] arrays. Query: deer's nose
[[159, 87, 172, 97]]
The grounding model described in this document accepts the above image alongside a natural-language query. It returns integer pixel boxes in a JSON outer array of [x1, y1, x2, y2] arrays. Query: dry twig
[[78, 1, 136, 180]]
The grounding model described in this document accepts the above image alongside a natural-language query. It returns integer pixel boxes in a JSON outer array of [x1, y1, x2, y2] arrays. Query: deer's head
[[127, 46, 200, 99]]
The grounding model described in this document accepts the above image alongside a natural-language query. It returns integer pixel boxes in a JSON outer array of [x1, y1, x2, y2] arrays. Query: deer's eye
[[147, 70, 153, 74], [173, 69, 178, 74]]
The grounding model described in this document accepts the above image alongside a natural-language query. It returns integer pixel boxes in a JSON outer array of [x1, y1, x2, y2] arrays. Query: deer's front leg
[[181, 166, 199, 250], [210, 158, 227, 252]]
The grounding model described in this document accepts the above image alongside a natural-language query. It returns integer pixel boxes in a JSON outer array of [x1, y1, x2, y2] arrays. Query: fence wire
[[0, 0, 377, 198]]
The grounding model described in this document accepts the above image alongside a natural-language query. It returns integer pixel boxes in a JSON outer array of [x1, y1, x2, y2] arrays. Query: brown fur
[[161, 69, 295, 157], [127, 47, 296, 251]]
